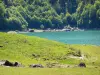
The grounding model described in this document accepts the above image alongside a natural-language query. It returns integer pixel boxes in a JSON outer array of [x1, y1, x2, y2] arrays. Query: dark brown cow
[[78, 62, 86, 67], [3, 60, 14, 66]]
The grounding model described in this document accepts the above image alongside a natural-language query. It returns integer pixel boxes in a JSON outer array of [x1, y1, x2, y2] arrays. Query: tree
[[0, 2, 5, 17], [0, 2, 6, 30], [40, 24, 44, 29], [97, 9, 100, 20], [49, 0, 58, 5], [0, 0, 100, 30], [66, 12, 72, 26]]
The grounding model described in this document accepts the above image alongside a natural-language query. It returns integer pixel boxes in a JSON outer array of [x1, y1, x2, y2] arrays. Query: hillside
[[0, 32, 75, 66], [0, 0, 100, 30], [0, 32, 100, 67]]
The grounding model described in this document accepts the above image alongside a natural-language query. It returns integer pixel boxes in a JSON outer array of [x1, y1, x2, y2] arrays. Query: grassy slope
[[0, 32, 100, 67], [0, 32, 72, 65], [0, 32, 100, 75], [71, 45, 100, 66]]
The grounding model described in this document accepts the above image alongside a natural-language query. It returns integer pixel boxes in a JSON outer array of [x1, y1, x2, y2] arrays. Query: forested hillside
[[0, 0, 100, 30]]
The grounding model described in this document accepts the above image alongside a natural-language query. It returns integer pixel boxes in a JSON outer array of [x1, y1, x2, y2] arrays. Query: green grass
[[0, 66, 100, 75], [0, 32, 100, 75], [0, 32, 73, 66], [0, 32, 100, 66], [71, 45, 100, 66]]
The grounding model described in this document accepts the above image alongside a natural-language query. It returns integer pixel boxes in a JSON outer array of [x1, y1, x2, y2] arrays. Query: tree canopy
[[0, 0, 100, 30]]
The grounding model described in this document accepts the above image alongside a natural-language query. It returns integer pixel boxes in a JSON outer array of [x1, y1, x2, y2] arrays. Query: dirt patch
[[69, 54, 85, 60]]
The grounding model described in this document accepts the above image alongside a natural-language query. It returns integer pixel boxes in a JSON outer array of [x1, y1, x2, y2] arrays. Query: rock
[[29, 64, 44, 68], [78, 62, 86, 67], [7, 31, 17, 34], [29, 29, 34, 32]]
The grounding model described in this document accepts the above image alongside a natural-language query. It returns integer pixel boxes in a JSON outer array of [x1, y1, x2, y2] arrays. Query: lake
[[22, 30, 100, 46]]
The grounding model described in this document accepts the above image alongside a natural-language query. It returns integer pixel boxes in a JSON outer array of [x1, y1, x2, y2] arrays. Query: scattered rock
[[29, 29, 34, 32], [78, 62, 86, 67], [29, 64, 44, 68], [7, 31, 17, 34]]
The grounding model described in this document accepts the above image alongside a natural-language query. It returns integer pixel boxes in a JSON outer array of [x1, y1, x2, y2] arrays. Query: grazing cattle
[[78, 62, 86, 67], [3, 60, 14, 66], [0, 46, 3, 47], [3, 60, 23, 67], [14, 62, 18, 66], [14, 62, 24, 67]]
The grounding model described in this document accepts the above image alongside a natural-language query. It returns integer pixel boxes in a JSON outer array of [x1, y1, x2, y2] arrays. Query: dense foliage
[[0, 0, 100, 30]]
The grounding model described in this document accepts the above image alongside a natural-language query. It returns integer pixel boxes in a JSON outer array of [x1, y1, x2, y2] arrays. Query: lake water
[[22, 30, 100, 45]]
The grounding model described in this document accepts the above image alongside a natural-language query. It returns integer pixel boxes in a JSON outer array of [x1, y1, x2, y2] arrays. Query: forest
[[0, 0, 100, 30]]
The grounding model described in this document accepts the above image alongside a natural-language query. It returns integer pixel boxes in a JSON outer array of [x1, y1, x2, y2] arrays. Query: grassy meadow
[[0, 32, 74, 66], [0, 32, 100, 75]]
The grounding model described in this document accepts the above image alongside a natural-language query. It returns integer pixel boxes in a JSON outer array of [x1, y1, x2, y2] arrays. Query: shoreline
[[18, 29, 100, 33], [1, 28, 100, 33]]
